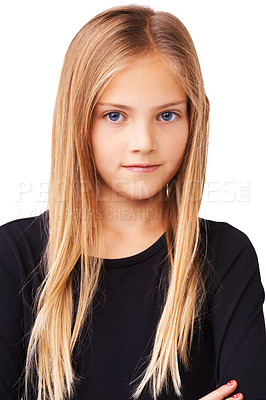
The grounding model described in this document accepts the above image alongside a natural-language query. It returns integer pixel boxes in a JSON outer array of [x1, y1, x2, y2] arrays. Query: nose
[[127, 120, 157, 153]]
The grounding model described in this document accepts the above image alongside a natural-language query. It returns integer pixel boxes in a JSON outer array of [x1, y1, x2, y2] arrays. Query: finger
[[225, 394, 243, 400], [199, 380, 238, 400]]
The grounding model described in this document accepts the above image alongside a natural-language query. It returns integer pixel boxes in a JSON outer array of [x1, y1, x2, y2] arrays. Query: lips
[[123, 164, 160, 172]]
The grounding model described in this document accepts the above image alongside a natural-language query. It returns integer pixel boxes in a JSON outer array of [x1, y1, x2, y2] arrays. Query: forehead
[[98, 55, 187, 106]]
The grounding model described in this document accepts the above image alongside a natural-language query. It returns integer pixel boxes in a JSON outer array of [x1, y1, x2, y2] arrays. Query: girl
[[0, 4, 265, 400]]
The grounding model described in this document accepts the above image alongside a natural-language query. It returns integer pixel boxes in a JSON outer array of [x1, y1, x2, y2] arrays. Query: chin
[[119, 187, 165, 201]]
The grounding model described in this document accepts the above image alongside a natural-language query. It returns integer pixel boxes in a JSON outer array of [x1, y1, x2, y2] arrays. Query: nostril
[[128, 133, 156, 153]]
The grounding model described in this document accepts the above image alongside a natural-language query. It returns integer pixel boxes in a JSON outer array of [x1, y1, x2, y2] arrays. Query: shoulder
[[0, 210, 49, 280], [0, 210, 48, 241], [199, 217, 261, 293], [0, 210, 48, 247], [199, 216, 253, 247], [199, 216, 257, 260]]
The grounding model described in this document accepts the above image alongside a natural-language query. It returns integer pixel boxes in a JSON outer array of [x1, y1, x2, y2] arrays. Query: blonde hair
[[25, 5, 210, 400]]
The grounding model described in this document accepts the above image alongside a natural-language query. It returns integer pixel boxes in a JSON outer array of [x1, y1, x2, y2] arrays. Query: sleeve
[[210, 223, 266, 400], [0, 228, 26, 399]]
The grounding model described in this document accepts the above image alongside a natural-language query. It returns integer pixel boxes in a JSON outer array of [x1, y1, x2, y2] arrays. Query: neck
[[97, 191, 167, 236]]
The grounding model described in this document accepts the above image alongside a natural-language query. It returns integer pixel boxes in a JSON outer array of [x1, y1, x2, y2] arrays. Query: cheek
[[165, 132, 188, 162], [91, 132, 120, 179], [91, 133, 105, 175], [91, 127, 109, 159], [165, 146, 188, 180]]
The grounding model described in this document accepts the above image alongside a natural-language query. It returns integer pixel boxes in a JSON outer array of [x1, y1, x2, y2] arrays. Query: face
[[91, 55, 189, 203]]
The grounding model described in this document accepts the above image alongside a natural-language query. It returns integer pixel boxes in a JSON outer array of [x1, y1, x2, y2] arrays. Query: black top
[[0, 211, 266, 400]]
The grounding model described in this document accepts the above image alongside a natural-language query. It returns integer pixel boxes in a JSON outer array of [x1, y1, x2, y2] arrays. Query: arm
[[0, 229, 26, 399], [209, 223, 266, 399]]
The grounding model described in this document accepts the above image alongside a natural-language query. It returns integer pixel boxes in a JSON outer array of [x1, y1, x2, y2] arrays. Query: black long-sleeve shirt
[[0, 211, 265, 399]]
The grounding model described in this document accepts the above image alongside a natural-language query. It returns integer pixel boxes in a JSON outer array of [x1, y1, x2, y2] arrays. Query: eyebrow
[[97, 101, 187, 110]]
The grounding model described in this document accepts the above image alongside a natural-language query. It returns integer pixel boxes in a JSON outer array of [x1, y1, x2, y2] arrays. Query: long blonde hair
[[25, 5, 210, 400]]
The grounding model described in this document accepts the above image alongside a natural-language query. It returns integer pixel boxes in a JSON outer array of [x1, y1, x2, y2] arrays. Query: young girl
[[0, 5, 265, 400]]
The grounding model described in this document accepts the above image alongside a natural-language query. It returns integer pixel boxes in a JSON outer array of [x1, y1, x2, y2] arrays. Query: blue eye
[[106, 112, 122, 122], [159, 112, 177, 122]]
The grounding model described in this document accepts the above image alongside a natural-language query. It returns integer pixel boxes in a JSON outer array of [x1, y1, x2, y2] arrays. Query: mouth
[[122, 164, 161, 172]]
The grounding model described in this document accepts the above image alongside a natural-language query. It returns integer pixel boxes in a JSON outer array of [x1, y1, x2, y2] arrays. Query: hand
[[199, 380, 243, 400]]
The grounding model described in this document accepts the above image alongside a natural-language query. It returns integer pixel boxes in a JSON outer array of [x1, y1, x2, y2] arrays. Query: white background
[[0, 0, 265, 314]]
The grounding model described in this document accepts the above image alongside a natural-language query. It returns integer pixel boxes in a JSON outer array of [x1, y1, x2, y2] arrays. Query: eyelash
[[103, 111, 180, 123], [158, 112, 180, 122]]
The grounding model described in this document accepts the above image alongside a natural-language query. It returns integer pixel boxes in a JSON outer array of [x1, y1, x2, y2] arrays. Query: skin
[[91, 55, 189, 257], [91, 55, 243, 399], [199, 380, 243, 400]]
